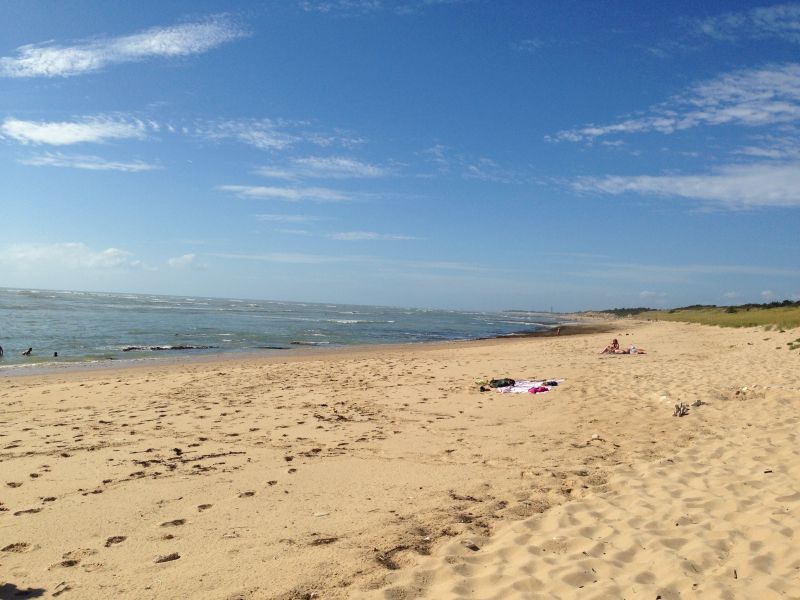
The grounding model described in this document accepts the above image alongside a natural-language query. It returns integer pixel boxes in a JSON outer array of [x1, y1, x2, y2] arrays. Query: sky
[[1, 0, 799, 311]]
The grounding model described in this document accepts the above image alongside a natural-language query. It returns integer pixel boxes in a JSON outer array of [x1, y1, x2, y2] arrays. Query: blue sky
[[1, 0, 799, 311]]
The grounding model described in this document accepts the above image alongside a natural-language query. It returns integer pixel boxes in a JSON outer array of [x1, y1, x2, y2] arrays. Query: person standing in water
[[21, 347, 32, 356]]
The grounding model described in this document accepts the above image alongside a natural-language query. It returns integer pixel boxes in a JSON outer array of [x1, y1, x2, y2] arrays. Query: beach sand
[[1, 320, 799, 599]]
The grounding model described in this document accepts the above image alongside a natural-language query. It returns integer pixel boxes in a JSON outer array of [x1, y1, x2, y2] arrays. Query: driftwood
[[673, 402, 690, 417]]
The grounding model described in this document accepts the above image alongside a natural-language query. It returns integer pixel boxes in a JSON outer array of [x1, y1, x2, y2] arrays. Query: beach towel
[[495, 379, 564, 394]]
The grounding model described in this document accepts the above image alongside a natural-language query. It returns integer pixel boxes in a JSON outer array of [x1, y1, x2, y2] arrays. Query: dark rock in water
[[122, 345, 216, 352], [290, 341, 329, 346], [255, 346, 290, 350]]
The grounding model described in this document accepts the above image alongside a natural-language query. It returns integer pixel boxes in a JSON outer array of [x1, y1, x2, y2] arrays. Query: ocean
[[0, 287, 564, 371]]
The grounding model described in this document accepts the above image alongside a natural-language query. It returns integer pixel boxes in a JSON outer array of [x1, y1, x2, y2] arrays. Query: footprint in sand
[[160, 519, 186, 527], [238, 491, 255, 498], [105, 536, 127, 547], [2, 542, 31, 553], [197, 504, 213, 511], [63, 548, 98, 561], [13, 508, 42, 516], [154, 552, 181, 563], [50, 559, 80, 569], [6, 482, 23, 488]]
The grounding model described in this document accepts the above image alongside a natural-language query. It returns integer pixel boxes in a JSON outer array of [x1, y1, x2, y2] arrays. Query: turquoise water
[[0, 287, 563, 370]]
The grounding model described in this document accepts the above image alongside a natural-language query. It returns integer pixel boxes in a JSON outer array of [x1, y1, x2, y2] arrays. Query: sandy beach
[[2, 320, 799, 599]]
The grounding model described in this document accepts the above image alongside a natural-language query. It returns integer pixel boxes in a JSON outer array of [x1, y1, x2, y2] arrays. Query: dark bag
[[489, 378, 515, 388]]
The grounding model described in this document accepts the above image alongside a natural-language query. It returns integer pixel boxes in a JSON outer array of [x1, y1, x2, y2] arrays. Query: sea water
[[0, 288, 564, 370]]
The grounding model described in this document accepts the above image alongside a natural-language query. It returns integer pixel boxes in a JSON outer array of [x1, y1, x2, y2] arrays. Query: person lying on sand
[[601, 339, 621, 353], [601, 339, 646, 354]]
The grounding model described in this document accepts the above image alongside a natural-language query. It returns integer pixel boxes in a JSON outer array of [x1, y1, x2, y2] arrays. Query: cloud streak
[[1, 116, 149, 145], [218, 184, 352, 202], [550, 63, 800, 143], [20, 152, 159, 172], [573, 162, 800, 209], [256, 156, 393, 179], [329, 231, 415, 240], [0, 15, 246, 78]]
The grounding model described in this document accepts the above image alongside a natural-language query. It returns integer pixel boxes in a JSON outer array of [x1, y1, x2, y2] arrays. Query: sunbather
[[601, 339, 621, 353]]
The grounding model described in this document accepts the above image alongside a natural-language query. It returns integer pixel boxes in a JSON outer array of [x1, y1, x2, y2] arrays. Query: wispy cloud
[[0, 242, 146, 269], [511, 39, 544, 53], [329, 231, 415, 240], [697, 3, 800, 43], [298, 0, 467, 16], [570, 260, 800, 283], [210, 251, 347, 265], [20, 152, 159, 172], [194, 119, 364, 151], [218, 184, 352, 202], [1, 116, 149, 145], [256, 156, 393, 179], [0, 15, 246, 78], [462, 158, 518, 183], [550, 63, 800, 143], [572, 162, 800, 209], [733, 131, 800, 159], [255, 214, 322, 223], [419, 144, 518, 182]]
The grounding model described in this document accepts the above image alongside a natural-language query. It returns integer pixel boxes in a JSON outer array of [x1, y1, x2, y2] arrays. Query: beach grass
[[642, 305, 800, 330]]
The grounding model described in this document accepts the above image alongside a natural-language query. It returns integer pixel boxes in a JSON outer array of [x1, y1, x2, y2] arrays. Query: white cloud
[[167, 253, 196, 268], [550, 63, 800, 143], [329, 231, 415, 240], [218, 185, 352, 202], [278, 229, 313, 236], [256, 156, 393, 179], [761, 289, 777, 300], [0, 15, 246, 78], [20, 152, 159, 172], [1, 116, 148, 145], [697, 3, 800, 43], [1, 242, 145, 270], [572, 162, 800, 209]]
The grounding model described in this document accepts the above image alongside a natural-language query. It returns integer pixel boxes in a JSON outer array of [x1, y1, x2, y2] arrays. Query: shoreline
[[3, 319, 796, 598], [0, 320, 610, 379]]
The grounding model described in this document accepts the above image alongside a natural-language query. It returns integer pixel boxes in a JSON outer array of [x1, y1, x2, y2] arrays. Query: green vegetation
[[600, 300, 800, 330]]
